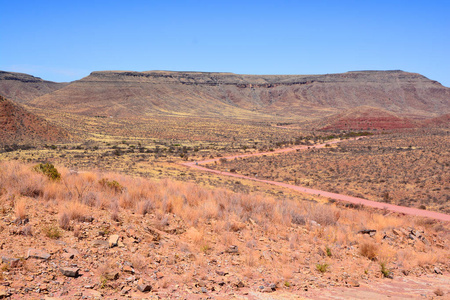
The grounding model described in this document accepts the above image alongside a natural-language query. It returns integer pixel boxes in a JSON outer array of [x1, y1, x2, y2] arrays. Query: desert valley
[[0, 69, 449, 299]]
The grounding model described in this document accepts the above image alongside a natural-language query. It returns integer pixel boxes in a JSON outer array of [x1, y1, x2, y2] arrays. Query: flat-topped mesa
[[0, 71, 57, 83], [84, 70, 436, 86], [0, 71, 68, 103], [9, 69, 450, 119]]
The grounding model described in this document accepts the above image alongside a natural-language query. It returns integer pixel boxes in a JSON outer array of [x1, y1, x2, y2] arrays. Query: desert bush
[[14, 198, 27, 220], [135, 199, 154, 215], [316, 263, 329, 273], [359, 241, 378, 260], [380, 262, 391, 278], [33, 163, 61, 181], [61, 202, 89, 222], [43, 225, 62, 239], [99, 178, 123, 193], [59, 212, 70, 230], [307, 204, 341, 226]]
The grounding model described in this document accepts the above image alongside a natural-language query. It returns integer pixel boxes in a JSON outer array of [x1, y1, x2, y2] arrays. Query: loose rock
[[137, 281, 152, 292], [27, 248, 51, 260], [60, 267, 80, 278], [108, 235, 120, 248]]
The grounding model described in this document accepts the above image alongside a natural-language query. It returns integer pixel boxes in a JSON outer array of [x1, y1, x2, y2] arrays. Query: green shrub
[[34, 163, 61, 181], [380, 262, 391, 278], [99, 178, 124, 193], [43, 225, 62, 239], [316, 263, 329, 273]]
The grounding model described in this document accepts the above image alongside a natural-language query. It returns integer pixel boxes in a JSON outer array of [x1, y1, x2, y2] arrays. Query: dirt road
[[182, 138, 450, 222]]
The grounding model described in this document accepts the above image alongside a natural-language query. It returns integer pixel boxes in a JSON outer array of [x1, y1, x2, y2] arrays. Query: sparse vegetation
[[360, 241, 378, 260], [316, 263, 329, 273], [33, 163, 61, 181], [42, 224, 62, 239], [208, 130, 450, 213], [380, 262, 391, 278]]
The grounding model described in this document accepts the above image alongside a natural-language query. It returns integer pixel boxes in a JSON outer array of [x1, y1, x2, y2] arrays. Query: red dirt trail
[[182, 138, 450, 222]]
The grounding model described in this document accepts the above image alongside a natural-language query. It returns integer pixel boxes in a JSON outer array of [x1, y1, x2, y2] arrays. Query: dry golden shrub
[[61, 201, 89, 221], [185, 227, 203, 245], [135, 199, 154, 215], [58, 212, 70, 230], [14, 198, 27, 220], [359, 240, 379, 260], [243, 249, 259, 267], [306, 203, 340, 226]]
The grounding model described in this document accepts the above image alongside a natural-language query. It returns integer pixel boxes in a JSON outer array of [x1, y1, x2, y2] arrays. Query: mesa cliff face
[[12, 70, 450, 119], [0, 95, 70, 145]]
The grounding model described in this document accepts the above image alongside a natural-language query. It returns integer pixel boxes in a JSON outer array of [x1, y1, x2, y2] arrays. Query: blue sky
[[1, 1, 449, 86]]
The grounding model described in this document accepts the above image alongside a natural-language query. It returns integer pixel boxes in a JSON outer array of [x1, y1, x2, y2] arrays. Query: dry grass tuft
[[359, 240, 378, 260], [14, 198, 27, 220], [59, 212, 71, 230], [61, 201, 89, 222]]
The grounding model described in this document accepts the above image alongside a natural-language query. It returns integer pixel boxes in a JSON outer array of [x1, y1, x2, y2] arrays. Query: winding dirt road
[[182, 138, 450, 222]]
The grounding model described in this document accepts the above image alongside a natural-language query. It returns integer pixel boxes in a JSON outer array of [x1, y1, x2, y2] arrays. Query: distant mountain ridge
[[0, 71, 68, 104], [1, 70, 449, 122]]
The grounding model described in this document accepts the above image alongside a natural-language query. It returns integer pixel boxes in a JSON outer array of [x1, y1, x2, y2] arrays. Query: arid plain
[[0, 70, 449, 299]]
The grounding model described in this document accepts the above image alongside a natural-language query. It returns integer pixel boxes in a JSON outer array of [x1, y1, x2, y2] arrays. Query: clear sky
[[1, 0, 449, 86]]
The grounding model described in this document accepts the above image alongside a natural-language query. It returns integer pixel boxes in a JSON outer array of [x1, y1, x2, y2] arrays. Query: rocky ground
[[0, 162, 449, 299]]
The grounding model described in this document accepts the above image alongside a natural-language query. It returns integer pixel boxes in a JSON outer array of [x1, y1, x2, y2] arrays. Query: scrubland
[[0, 160, 448, 298], [209, 129, 450, 213]]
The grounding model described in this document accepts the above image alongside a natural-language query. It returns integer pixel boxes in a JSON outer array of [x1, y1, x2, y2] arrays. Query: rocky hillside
[[28, 70, 450, 119], [0, 161, 448, 299], [0, 71, 67, 104], [0, 95, 70, 146], [316, 106, 418, 131]]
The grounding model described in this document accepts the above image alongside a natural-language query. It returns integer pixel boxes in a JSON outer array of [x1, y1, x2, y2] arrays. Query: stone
[[225, 245, 239, 254], [123, 265, 135, 274], [103, 271, 119, 281], [347, 279, 360, 287], [60, 267, 80, 278], [0, 286, 11, 299], [27, 248, 51, 260], [434, 267, 443, 275], [2, 256, 20, 268], [201, 287, 207, 293], [62, 253, 74, 260], [108, 235, 120, 248], [392, 229, 402, 236], [358, 229, 377, 237], [91, 240, 109, 248], [137, 282, 152, 292]]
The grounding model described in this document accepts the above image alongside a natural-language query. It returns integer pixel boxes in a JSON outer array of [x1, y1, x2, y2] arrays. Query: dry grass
[[0, 159, 448, 291], [209, 130, 450, 213], [14, 198, 27, 220], [359, 240, 379, 260]]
